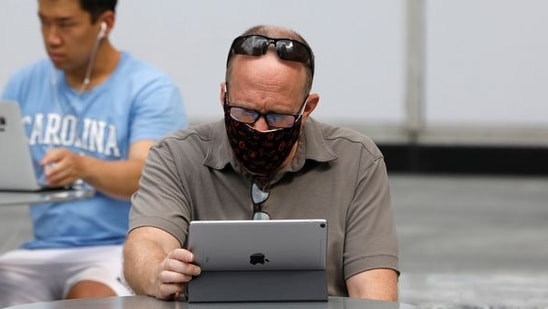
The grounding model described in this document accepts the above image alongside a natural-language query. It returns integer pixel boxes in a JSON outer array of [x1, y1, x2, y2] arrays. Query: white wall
[[3, 0, 548, 145], [0, 0, 406, 125], [425, 0, 548, 127]]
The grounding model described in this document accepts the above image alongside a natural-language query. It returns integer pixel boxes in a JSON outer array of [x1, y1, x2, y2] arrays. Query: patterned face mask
[[223, 103, 303, 176]]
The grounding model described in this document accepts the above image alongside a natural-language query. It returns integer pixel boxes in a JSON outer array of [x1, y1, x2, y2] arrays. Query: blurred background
[[1, 0, 547, 307]]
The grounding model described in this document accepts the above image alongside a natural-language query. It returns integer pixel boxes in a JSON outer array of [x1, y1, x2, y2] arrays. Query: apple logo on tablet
[[249, 253, 270, 265]]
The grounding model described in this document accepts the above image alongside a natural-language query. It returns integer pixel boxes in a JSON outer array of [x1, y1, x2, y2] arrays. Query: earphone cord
[[80, 35, 102, 92]]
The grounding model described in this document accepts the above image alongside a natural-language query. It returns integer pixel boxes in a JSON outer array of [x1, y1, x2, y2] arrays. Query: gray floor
[[1, 175, 547, 308], [391, 175, 548, 308]]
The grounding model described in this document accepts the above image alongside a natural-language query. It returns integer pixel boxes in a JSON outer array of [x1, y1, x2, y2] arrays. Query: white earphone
[[80, 21, 107, 89], [97, 22, 107, 40]]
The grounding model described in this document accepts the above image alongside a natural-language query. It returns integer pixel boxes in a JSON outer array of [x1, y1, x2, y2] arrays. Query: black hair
[[79, 0, 117, 23]]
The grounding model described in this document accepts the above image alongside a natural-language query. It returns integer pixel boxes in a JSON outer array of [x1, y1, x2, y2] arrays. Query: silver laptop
[[187, 219, 327, 271], [0, 101, 79, 192]]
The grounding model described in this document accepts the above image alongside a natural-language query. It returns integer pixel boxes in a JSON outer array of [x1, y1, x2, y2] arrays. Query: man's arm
[[123, 226, 201, 299], [346, 268, 399, 301], [41, 140, 154, 200]]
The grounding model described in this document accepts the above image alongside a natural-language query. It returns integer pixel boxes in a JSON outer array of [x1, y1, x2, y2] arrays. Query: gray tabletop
[[0, 189, 94, 206], [2, 296, 416, 309]]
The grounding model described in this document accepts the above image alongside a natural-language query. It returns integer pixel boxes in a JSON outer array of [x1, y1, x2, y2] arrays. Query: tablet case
[[187, 219, 328, 302]]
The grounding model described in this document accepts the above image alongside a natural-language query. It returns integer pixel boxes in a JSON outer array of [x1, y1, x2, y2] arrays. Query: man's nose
[[44, 27, 62, 46], [252, 116, 270, 132]]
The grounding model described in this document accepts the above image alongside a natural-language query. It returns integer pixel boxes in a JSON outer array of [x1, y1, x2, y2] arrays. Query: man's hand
[[124, 227, 201, 300], [41, 147, 84, 187], [154, 248, 201, 300], [39, 140, 154, 199]]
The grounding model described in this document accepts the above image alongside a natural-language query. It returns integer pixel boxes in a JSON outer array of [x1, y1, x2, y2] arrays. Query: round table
[[3, 296, 416, 309]]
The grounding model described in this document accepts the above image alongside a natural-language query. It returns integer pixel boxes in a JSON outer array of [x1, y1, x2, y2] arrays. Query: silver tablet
[[188, 219, 328, 271]]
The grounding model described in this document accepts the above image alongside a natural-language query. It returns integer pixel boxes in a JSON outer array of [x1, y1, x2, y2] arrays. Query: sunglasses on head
[[227, 34, 314, 75]]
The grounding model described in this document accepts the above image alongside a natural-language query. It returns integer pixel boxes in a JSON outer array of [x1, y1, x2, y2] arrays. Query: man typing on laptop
[[0, 0, 187, 306], [124, 25, 399, 301]]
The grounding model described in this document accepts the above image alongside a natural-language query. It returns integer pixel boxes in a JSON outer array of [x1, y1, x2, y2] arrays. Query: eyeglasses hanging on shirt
[[250, 177, 271, 220]]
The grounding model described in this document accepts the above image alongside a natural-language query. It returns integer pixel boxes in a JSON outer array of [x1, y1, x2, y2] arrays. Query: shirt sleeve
[[129, 138, 191, 247], [343, 152, 399, 279], [128, 70, 188, 143]]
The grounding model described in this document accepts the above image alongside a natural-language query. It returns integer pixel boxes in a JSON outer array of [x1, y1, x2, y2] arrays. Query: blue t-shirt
[[1, 52, 188, 249]]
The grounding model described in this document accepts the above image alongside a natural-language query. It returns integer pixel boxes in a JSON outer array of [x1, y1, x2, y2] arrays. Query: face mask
[[224, 104, 303, 176]]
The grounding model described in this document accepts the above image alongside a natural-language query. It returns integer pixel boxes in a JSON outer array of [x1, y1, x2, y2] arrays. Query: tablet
[[187, 219, 327, 271]]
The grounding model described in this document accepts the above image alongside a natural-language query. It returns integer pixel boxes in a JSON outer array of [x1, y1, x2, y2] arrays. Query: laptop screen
[[0, 101, 43, 191]]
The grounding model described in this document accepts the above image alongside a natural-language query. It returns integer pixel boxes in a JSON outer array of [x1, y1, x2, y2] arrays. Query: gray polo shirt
[[129, 118, 399, 296]]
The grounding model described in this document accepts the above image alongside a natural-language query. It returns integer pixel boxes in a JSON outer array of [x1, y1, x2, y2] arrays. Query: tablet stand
[[187, 270, 327, 303]]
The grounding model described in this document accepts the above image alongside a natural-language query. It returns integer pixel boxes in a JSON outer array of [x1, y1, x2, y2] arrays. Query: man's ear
[[220, 82, 227, 107], [302, 93, 320, 122], [97, 10, 115, 38]]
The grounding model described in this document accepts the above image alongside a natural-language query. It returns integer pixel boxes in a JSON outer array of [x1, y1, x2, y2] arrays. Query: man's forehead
[[38, 0, 84, 17], [233, 53, 307, 82]]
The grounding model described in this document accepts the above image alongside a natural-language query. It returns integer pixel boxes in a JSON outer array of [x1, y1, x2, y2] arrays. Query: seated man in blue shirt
[[0, 0, 187, 306]]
